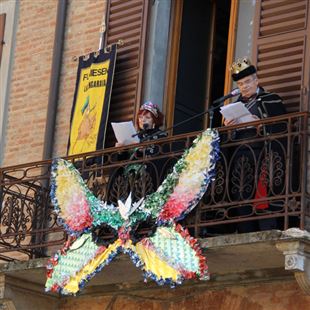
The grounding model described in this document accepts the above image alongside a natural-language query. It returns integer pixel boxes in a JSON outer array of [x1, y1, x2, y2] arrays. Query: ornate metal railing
[[0, 112, 309, 261]]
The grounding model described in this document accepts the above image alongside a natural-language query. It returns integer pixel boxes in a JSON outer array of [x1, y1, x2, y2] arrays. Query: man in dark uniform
[[224, 57, 286, 126], [223, 57, 287, 233]]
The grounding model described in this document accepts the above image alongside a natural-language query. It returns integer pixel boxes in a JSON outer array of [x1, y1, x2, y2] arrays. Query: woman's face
[[138, 111, 155, 130]]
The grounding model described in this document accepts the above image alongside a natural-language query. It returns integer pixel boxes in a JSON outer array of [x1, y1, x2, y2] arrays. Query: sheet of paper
[[111, 121, 140, 145], [220, 102, 254, 124]]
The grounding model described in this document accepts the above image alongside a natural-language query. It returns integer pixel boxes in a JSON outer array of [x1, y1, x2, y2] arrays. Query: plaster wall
[[58, 280, 310, 310]]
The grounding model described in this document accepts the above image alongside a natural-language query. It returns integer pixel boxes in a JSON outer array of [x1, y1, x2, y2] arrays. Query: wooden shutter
[[253, 0, 310, 112], [104, 0, 149, 147], [0, 14, 6, 66]]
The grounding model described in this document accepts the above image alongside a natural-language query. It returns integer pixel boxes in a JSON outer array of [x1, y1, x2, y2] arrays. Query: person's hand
[[224, 115, 260, 126], [115, 139, 136, 147], [249, 115, 260, 121], [224, 118, 237, 126], [115, 142, 124, 147]]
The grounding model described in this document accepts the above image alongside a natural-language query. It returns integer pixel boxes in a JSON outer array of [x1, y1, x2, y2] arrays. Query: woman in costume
[[109, 102, 167, 204], [116, 101, 167, 152]]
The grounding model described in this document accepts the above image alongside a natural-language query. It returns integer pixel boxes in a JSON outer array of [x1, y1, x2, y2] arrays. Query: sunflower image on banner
[[68, 45, 117, 155]]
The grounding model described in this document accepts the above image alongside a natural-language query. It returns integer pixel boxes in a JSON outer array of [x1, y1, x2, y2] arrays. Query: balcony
[[0, 112, 309, 298]]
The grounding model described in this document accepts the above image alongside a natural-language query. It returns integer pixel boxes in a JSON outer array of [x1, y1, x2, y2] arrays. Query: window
[[104, 0, 242, 138], [142, 0, 171, 113], [104, 0, 309, 140]]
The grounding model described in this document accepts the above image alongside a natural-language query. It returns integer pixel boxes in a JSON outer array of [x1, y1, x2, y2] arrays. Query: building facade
[[0, 0, 310, 309]]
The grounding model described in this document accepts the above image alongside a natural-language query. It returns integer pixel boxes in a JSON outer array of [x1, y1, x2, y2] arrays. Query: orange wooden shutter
[[104, 0, 149, 147], [253, 0, 310, 112], [0, 14, 6, 66]]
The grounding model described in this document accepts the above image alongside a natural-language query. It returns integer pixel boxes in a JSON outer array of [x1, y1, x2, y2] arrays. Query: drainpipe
[[34, 1, 67, 257], [42, 0, 67, 160]]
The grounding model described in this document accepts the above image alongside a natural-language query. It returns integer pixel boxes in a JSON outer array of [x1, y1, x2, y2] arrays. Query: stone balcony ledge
[[0, 228, 309, 299]]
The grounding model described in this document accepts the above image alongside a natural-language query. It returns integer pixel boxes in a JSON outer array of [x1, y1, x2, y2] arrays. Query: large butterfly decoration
[[45, 129, 219, 295]]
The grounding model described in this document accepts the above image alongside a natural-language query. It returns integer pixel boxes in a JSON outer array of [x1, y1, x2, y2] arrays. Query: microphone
[[213, 88, 240, 104], [143, 123, 150, 130], [131, 124, 150, 138]]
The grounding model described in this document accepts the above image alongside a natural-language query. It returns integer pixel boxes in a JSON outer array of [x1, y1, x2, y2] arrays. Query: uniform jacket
[[234, 87, 287, 140]]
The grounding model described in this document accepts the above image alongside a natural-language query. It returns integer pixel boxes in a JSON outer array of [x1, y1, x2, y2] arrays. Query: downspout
[[42, 0, 67, 160], [34, 1, 67, 257]]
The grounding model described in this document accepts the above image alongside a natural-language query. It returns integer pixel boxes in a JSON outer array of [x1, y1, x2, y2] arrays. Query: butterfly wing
[[50, 159, 97, 234], [45, 233, 123, 295], [50, 158, 123, 234], [144, 129, 219, 223], [125, 224, 208, 285]]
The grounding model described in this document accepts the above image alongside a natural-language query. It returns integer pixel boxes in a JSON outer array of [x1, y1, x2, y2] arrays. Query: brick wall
[[3, 0, 57, 166], [2, 0, 107, 166], [53, 0, 107, 158]]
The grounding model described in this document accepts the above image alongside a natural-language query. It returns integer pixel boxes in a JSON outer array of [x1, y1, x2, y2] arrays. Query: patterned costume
[[228, 58, 287, 232]]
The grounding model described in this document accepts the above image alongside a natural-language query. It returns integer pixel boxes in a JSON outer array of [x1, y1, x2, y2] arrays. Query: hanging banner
[[67, 45, 117, 156]]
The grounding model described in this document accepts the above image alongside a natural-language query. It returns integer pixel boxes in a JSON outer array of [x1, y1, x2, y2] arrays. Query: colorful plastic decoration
[[45, 129, 219, 295]]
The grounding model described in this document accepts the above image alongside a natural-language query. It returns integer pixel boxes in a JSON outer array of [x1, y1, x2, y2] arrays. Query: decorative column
[[276, 228, 310, 295]]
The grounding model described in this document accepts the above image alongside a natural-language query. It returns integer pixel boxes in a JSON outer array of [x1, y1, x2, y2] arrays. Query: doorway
[[171, 0, 231, 134]]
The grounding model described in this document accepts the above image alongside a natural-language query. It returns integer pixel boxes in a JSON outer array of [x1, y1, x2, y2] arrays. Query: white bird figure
[[117, 192, 144, 220]]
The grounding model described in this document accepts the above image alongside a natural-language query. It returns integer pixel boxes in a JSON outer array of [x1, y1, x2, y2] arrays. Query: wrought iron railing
[[0, 112, 309, 261]]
